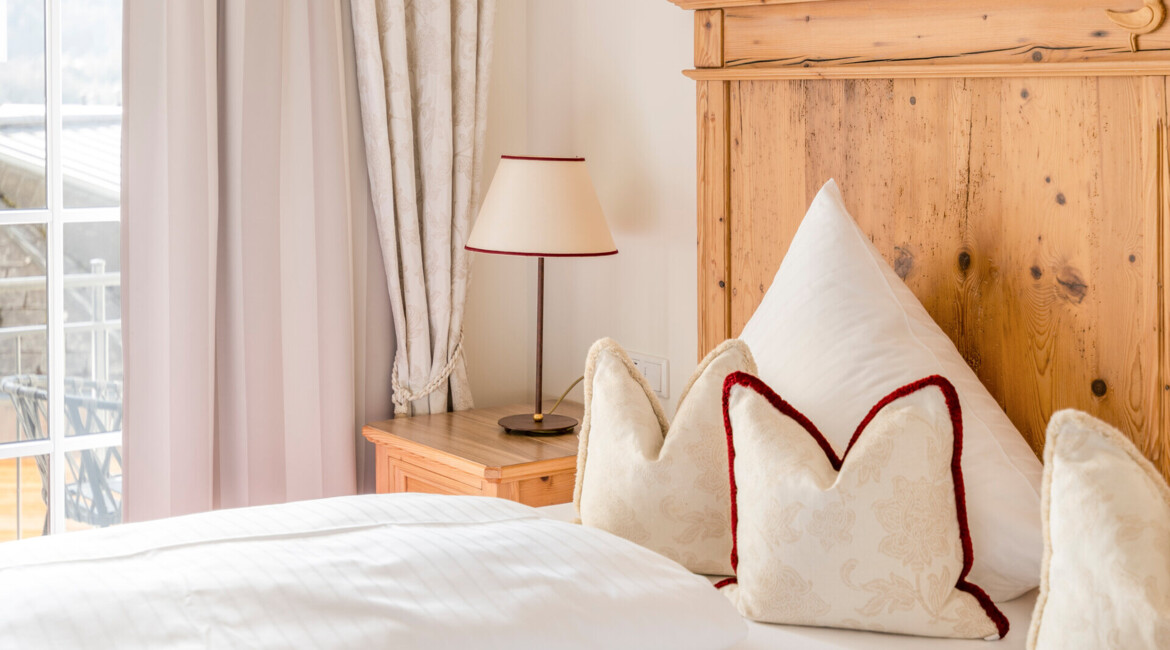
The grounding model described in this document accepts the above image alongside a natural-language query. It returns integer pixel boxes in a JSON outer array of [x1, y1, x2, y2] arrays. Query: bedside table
[[362, 401, 583, 507]]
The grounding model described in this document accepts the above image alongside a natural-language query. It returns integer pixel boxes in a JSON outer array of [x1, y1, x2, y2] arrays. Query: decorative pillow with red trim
[[720, 371, 1009, 640], [574, 338, 756, 576]]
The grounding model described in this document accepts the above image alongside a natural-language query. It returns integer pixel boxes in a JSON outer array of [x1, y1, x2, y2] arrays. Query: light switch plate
[[627, 351, 669, 400]]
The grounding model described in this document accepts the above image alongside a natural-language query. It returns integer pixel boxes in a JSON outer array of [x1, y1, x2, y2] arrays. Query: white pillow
[[575, 337, 756, 575], [738, 179, 1043, 601], [722, 371, 1009, 639], [0, 493, 748, 649], [1028, 410, 1170, 648]]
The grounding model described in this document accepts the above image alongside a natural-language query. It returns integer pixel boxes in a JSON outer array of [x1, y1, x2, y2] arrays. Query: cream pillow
[[722, 371, 1009, 640], [738, 179, 1042, 602], [1027, 410, 1170, 649], [575, 337, 756, 575]]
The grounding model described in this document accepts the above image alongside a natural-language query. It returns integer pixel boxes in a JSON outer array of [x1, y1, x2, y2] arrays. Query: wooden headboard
[[673, 0, 1170, 479]]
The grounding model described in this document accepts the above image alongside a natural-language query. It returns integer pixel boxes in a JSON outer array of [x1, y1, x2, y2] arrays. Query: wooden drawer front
[[514, 471, 575, 507], [391, 461, 483, 497]]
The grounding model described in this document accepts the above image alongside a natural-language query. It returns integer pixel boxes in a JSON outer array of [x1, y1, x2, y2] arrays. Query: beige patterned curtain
[[349, 0, 496, 415]]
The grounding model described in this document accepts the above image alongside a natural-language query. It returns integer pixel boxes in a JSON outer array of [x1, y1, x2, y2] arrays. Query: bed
[[539, 503, 1039, 650], [0, 494, 747, 649], [0, 492, 1033, 649]]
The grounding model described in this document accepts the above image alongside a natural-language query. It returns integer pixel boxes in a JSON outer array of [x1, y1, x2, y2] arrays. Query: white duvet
[[0, 494, 746, 649]]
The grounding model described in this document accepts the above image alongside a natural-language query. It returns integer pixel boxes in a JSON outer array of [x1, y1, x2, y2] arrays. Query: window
[[0, 0, 122, 540]]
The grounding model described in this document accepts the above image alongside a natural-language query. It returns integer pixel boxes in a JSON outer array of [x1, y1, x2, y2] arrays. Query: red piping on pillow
[[720, 372, 1009, 639]]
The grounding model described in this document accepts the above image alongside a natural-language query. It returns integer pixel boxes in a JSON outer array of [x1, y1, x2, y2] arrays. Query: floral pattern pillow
[[1028, 410, 1170, 649], [574, 338, 756, 576], [720, 372, 1009, 639]]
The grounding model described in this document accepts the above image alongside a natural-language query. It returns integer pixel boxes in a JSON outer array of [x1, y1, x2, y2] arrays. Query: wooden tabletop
[[362, 401, 583, 473]]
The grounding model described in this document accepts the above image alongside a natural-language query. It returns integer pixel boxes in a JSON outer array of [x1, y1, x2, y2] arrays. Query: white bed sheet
[[1, 495, 747, 649], [538, 503, 1036, 649]]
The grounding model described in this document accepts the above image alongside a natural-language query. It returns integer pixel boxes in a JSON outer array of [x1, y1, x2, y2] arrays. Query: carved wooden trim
[[684, 61, 1170, 80], [715, 1, 1170, 72], [669, 0, 819, 8], [1106, 0, 1167, 52]]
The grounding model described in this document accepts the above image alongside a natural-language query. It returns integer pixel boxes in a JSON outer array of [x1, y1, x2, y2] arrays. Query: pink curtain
[[121, 0, 392, 521]]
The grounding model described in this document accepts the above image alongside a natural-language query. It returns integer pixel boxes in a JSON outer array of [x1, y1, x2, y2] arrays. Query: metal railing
[[1, 260, 119, 539]]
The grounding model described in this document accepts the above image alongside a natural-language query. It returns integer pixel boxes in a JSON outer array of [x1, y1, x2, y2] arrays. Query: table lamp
[[466, 155, 617, 434]]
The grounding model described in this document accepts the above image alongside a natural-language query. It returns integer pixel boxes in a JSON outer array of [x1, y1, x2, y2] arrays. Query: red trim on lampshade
[[464, 246, 618, 257], [719, 372, 1010, 640], [500, 155, 585, 162]]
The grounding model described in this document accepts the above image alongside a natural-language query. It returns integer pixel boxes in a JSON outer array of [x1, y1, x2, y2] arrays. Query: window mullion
[[61, 207, 121, 224], [0, 211, 51, 225], [45, 0, 66, 536], [0, 439, 53, 462], [59, 432, 122, 453]]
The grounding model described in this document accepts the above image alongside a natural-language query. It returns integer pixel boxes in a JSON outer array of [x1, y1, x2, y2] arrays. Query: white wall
[[464, 0, 534, 409], [464, 0, 697, 415]]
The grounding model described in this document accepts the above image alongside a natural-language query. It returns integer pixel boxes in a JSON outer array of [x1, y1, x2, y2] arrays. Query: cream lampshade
[[466, 155, 617, 434], [467, 156, 617, 256]]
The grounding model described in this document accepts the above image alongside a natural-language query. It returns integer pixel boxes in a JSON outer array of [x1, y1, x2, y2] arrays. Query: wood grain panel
[[515, 473, 576, 507], [729, 79, 972, 335], [965, 77, 1162, 457], [376, 446, 392, 494], [364, 401, 580, 470], [1160, 87, 1170, 477], [728, 77, 1164, 464], [722, 1, 1170, 69], [394, 463, 481, 497], [698, 80, 730, 357], [694, 9, 723, 68], [727, 80, 805, 332]]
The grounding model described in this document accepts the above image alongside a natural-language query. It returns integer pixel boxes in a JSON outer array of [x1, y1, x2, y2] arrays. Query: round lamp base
[[499, 413, 578, 436]]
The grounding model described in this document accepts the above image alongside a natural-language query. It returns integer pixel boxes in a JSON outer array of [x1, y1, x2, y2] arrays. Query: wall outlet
[[627, 351, 669, 400]]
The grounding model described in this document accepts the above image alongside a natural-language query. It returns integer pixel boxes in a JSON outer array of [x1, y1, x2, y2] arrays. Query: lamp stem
[[535, 257, 544, 418]]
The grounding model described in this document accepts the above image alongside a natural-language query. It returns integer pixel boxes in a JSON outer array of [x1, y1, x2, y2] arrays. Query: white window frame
[[0, 0, 122, 536]]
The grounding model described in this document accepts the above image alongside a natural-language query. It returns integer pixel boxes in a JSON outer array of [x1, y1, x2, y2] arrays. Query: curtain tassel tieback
[[390, 329, 465, 415]]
